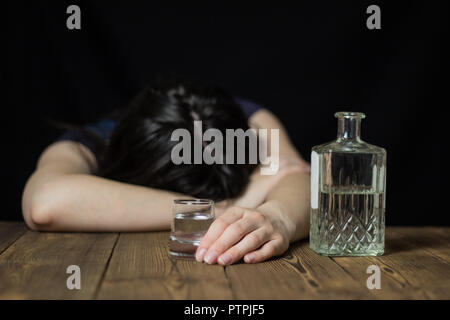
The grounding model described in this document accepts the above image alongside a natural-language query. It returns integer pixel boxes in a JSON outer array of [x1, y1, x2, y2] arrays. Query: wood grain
[[0, 222, 27, 254], [0, 230, 117, 299], [223, 244, 321, 300], [96, 232, 233, 299], [391, 227, 450, 261], [224, 240, 376, 299], [332, 227, 450, 299], [0, 225, 448, 299]]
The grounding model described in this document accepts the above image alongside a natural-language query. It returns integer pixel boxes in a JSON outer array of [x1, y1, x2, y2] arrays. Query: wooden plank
[[96, 232, 233, 299], [287, 240, 379, 299], [332, 227, 450, 299], [0, 222, 28, 254], [331, 254, 430, 299], [225, 240, 375, 299], [0, 230, 118, 299], [391, 227, 450, 262], [0, 225, 447, 300]]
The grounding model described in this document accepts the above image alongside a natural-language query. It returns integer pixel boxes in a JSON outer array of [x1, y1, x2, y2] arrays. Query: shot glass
[[169, 199, 215, 259]]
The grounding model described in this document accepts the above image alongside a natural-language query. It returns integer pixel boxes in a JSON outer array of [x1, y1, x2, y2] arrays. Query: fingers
[[196, 206, 290, 265], [217, 228, 271, 265], [201, 211, 265, 264], [243, 237, 287, 264], [195, 207, 245, 262]]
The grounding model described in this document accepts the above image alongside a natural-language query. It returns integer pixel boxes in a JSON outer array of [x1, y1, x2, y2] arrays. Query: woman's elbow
[[30, 203, 53, 230], [22, 186, 54, 231]]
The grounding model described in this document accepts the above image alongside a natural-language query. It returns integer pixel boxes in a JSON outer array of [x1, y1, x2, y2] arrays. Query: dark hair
[[97, 78, 257, 201]]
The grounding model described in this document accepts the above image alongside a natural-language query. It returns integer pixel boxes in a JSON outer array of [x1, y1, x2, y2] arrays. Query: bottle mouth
[[335, 111, 366, 119]]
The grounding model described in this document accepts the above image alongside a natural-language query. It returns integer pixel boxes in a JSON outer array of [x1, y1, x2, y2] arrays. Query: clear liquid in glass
[[169, 200, 214, 259]]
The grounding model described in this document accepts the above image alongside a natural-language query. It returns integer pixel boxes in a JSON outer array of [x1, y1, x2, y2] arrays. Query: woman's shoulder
[[234, 97, 263, 119], [56, 118, 117, 160], [84, 118, 117, 142]]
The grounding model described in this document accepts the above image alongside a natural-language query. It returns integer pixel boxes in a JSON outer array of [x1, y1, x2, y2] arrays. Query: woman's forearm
[[23, 172, 189, 232], [257, 171, 310, 242]]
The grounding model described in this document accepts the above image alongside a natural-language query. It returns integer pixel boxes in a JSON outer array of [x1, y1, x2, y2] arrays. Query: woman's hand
[[195, 203, 293, 265]]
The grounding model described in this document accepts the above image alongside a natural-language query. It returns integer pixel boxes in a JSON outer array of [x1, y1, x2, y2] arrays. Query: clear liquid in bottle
[[310, 112, 386, 256]]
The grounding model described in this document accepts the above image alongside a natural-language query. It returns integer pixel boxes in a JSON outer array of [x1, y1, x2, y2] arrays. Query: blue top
[[56, 97, 262, 160]]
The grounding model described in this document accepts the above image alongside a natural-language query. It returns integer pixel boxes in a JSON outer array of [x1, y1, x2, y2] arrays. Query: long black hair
[[97, 78, 258, 201]]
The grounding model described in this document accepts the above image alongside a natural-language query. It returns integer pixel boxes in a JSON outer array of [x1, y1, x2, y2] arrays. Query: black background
[[4, 1, 448, 225]]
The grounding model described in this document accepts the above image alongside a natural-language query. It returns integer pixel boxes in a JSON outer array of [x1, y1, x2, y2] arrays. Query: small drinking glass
[[169, 199, 215, 259]]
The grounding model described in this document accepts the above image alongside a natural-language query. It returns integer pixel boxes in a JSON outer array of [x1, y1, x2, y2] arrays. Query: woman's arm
[[251, 108, 310, 242], [22, 141, 192, 232], [195, 108, 310, 264], [257, 171, 310, 242], [227, 108, 310, 209]]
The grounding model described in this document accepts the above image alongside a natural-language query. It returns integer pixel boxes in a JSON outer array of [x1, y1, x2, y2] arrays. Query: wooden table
[[0, 222, 448, 299]]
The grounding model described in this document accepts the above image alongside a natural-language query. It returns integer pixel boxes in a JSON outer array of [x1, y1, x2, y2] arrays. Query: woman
[[22, 77, 311, 265]]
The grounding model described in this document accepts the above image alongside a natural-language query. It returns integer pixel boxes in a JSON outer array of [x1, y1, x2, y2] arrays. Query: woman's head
[[98, 78, 257, 201]]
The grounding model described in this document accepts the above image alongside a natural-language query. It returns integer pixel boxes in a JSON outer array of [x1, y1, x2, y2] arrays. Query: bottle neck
[[337, 116, 362, 142]]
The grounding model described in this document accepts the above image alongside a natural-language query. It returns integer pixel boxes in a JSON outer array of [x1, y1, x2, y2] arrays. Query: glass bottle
[[310, 112, 386, 256]]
